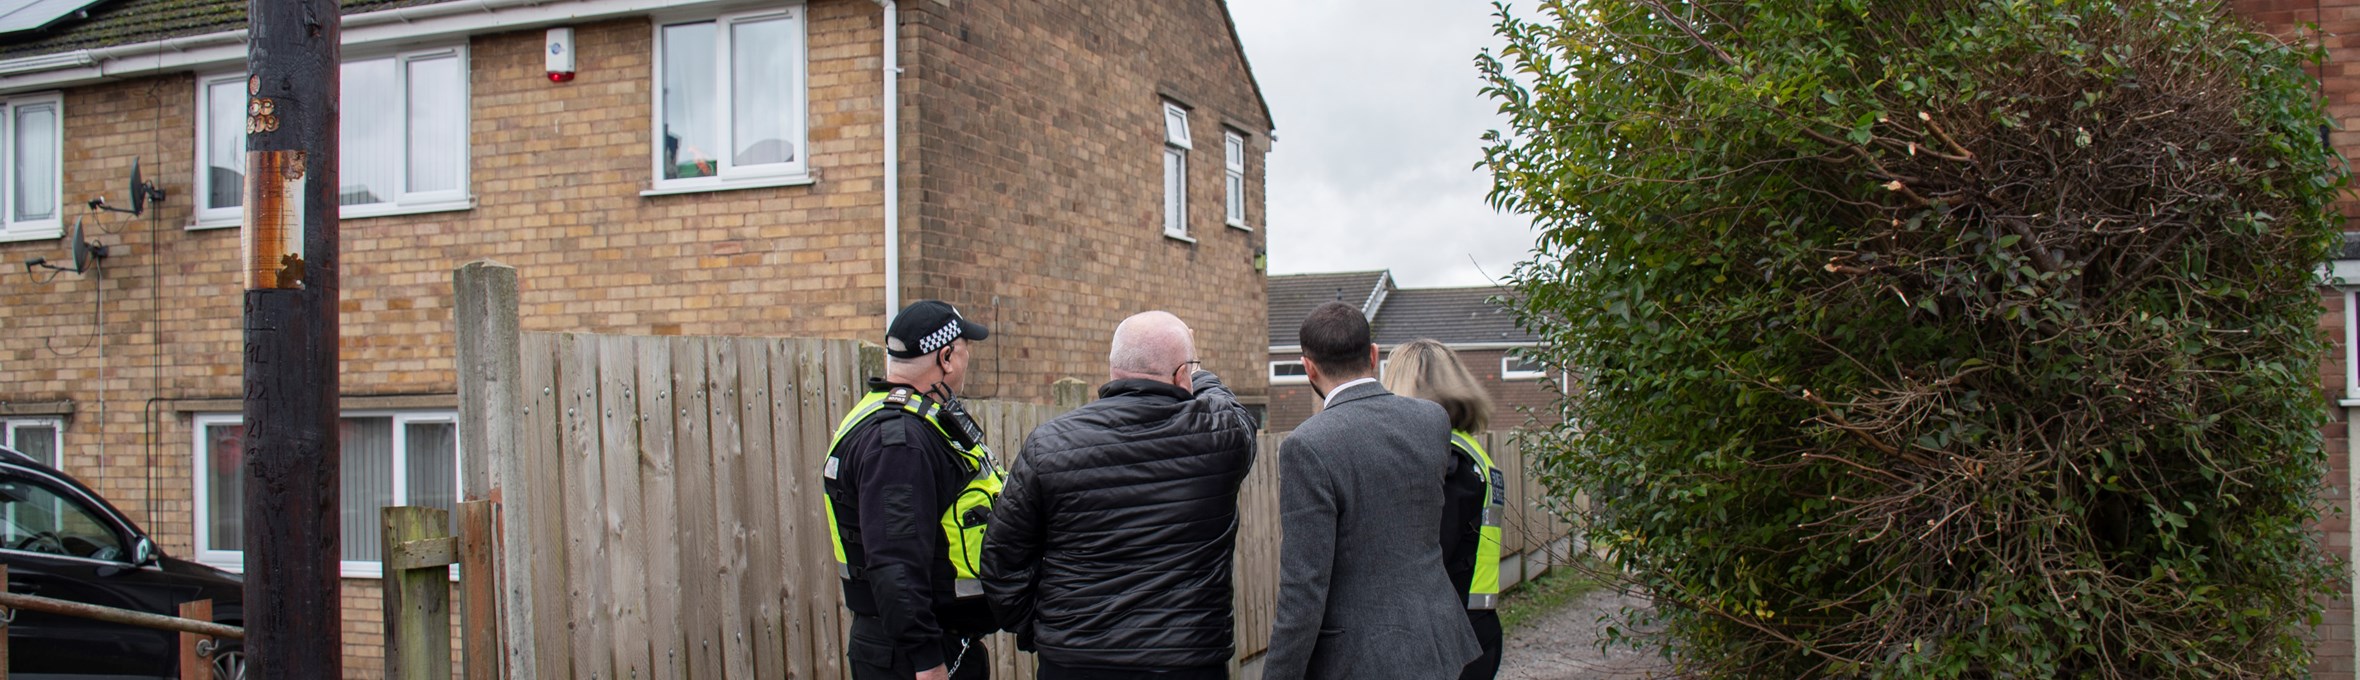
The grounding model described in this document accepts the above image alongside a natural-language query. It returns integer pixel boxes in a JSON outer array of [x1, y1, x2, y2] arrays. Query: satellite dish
[[68, 217, 97, 272], [128, 158, 145, 216], [91, 156, 164, 216]]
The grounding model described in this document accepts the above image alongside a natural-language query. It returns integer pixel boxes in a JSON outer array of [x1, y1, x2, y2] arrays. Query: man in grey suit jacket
[[1264, 301, 1481, 680]]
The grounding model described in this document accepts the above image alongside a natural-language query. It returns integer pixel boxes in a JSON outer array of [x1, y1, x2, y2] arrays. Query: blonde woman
[[1383, 339, 1505, 680]]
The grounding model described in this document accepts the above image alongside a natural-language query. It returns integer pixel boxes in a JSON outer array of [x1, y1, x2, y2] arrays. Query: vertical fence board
[[559, 334, 615, 680], [794, 338, 844, 680], [457, 501, 498, 680], [385, 507, 454, 680], [768, 338, 816, 680], [518, 332, 571, 676], [178, 599, 211, 680], [637, 338, 687, 680], [733, 337, 790, 678], [704, 339, 758, 679], [599, 336, 654, 679], [670, 337, 725, 677]]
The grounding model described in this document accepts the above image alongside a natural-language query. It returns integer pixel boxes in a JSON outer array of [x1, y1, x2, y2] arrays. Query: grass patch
[[1499, 560, 1605, 633]]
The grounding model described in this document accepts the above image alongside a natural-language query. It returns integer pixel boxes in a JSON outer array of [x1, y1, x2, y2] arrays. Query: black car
[[0, 445, 245, 680]]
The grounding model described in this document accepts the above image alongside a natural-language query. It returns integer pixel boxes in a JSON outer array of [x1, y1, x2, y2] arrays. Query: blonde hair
[[1382, 339, 1493, 433]]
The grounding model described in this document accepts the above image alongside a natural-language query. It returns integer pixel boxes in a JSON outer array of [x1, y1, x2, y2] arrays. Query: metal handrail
[[0, 589, 244, 640]]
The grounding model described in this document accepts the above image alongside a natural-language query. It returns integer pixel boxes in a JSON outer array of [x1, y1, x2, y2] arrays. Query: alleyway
[[1497, 587, 1669, 680]]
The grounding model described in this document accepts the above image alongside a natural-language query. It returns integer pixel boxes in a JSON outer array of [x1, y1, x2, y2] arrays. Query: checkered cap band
[[918, 320, 961, 355]]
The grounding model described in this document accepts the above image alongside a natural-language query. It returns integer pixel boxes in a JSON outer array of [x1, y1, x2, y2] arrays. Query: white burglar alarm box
[[546, 27, 575, 82]]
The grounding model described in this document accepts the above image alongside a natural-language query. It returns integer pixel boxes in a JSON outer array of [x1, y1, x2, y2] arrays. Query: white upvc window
[[1, 417, 62, 469], [1503, 354, 1548, 381], [650, 7, 811, 194], [193, 46, 471, 227], [1269, 359, 1308, 384], [1162, 101, 1191, 240], [2345, 289, 2358, 402], [0, 93, 61, 243], [1223, 129, 1247, 229], [193, 411, 461, 578]]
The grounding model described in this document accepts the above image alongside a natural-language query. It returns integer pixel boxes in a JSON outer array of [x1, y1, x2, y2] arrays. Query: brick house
[[1262, 270, 1560, 433], [0, 0, 1271, 673]]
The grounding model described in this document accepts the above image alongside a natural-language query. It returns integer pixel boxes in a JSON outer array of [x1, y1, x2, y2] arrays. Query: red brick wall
[[2320, 287, 2355, 678], [898, 0, 1271, 404], [1263, 347, 1564, 434]]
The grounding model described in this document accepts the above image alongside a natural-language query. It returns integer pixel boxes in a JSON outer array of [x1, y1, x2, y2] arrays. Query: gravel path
[[1496, 587, 1670, 680]]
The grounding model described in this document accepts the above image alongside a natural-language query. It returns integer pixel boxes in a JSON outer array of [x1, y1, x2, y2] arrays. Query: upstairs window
[[1224, 129, 1247, 228], [1162, 101, 1191, 240], [1270, 359, 1308, 384], [194, 47, 471, 226], [0, 94, 59, 242], [653, 8, 810, 192], [1503, 354, 1548, 381]]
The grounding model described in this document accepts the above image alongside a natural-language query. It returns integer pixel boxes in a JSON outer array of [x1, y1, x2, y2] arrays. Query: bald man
[[979, 311, 1258, 680]]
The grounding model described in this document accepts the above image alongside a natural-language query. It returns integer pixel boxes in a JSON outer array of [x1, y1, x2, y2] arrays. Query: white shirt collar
[[1322, 377, 1381, 409]]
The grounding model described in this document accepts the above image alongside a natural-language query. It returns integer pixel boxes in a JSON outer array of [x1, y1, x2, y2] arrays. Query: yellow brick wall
[[0, 2, 890, 674]]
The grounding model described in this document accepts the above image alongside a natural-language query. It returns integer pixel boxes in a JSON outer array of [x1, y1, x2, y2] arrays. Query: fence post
[[179, 599, 213, 680], [458, 500, 499, 680], [1051, 378, 1090, 411], [385, 506, 455, 680], [454, 260, 527, 679]]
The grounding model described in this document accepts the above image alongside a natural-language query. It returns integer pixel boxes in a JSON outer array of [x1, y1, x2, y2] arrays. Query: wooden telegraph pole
[[239, 0, 341, 672]]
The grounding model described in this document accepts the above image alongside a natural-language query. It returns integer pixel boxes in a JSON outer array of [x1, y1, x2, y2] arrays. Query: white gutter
[[875, 0, 901, 323], [0, 0, 753, 91]]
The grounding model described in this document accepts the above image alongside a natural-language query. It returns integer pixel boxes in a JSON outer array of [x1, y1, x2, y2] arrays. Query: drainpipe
[[875, 0, 902, 323]]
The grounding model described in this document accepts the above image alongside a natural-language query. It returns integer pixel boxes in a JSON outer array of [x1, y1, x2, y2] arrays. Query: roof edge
[[1214, 0, 1273, 131]]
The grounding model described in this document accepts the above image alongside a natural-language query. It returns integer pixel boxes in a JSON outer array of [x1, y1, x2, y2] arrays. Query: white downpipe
[[878, 0, 902, 323]]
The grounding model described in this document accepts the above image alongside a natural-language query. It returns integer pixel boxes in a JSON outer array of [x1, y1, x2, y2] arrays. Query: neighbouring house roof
[[0, 0, 451, 59], [1267, 270, 1388, 347], [1369, 286, 1535, 347]]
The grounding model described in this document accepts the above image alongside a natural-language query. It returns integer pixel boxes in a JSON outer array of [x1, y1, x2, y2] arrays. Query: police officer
[[824, 300, 1004, 680], [1382, 338, 1506, 680]]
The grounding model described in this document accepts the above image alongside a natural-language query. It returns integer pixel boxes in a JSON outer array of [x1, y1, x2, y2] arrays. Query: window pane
[[206, 79, 246, 210], [1163, 150, 1185, 234], [13, 103, 56, 222], [405, 54, 463, 194], [1225, 133, 1244, 171], [661, 22, 720, 180], [10, 424, 55, 467], [204, 423, 245, 552], [0, 479, 124, 560], [730, 16, 797, 168], [404, 421, 459, 534], [1226, 172, 1244, 223], [1163, 104, 1189, 147], [340, 59, 400, 206], [340, 417, 394, 563], [1271, 362, 1308, 378]]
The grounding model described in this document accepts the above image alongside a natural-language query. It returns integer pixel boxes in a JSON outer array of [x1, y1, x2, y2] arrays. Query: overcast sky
[[1228, 1, 1538, 289]]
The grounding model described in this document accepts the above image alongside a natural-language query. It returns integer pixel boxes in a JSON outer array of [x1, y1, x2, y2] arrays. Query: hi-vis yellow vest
[[1454, 430, 1505, 610], [823, 387, 1005, 598]]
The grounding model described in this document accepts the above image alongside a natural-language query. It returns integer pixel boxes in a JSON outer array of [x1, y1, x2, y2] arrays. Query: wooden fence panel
[[481, 321, 1570, 677], [670, 337, 725, 678], [634, 338, 686, 680], [557, 333, 615, 680], [597, 336, 654, 679]]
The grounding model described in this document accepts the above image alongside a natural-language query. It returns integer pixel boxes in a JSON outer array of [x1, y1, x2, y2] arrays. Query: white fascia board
[[0, 0, 755, 92]]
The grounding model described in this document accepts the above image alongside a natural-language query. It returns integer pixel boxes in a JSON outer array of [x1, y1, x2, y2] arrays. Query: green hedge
[[1481, 0, 2344, 676]]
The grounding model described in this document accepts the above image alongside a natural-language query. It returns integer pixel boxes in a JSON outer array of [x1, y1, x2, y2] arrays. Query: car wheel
[[210, 642, 247, 680]]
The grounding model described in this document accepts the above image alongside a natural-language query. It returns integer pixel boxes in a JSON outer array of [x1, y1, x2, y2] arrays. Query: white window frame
[[646, 7, 813, 196], [1162, 101, 1192, 241], [1269, 359, 1309, 385], [2345, 289, 2359, 402], [1223, 129, 1248, 229], [1503, 354, 1548, 381], [191, 46, 473, 229], [191, 411, 462, 578], [0, 417, 63, 469], [0, 92, 62, 243]]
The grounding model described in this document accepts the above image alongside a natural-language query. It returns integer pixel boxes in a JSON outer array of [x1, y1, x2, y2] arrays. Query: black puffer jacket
[[979, 370, 1258, 670]]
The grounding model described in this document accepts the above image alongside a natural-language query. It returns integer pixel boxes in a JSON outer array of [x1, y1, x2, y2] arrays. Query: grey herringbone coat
[[1263, 381, 1482, 680]]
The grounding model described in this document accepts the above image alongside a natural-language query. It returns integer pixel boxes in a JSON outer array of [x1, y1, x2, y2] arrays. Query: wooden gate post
[[178, 599, 213, 680], [385, 506, 455, 680], [454, 260, 527, 679]]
